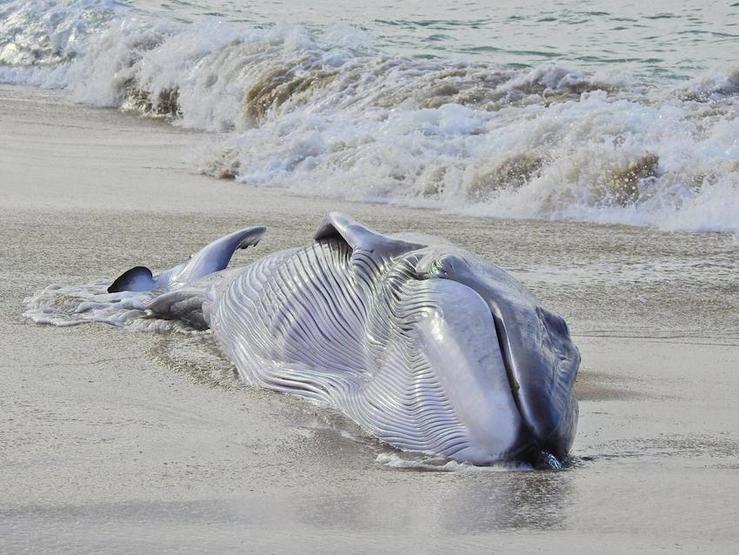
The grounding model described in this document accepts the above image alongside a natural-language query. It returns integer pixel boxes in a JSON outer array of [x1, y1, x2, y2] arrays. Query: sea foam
[[23, 280, 202, 333], [1, 0, 737, 234]]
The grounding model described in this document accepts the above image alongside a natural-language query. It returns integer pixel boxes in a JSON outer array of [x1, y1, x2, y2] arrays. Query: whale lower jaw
[[442, 414, 573, 468]]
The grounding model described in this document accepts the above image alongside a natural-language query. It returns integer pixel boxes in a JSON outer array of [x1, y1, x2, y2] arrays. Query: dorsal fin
[[107, 266, 156, 293], [314, 212, 425, 261]]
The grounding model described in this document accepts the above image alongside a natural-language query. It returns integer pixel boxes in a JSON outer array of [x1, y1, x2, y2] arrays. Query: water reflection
[[293, 467, 573, 534], [439, 471, 572, 532]]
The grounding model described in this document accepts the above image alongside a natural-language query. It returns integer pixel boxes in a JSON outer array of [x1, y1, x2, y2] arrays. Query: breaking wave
[[1, 0, 737, 233]]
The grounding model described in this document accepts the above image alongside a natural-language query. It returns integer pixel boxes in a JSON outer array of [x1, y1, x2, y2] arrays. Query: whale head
[[410, 248, 580, 466], [315, 212, 580, 467]]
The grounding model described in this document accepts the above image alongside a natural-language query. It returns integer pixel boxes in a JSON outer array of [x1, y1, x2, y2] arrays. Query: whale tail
[[107, 226, 266, 294]]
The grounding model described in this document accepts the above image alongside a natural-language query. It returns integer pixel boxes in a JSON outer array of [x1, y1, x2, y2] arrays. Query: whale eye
[[434, 254, 469, 277]]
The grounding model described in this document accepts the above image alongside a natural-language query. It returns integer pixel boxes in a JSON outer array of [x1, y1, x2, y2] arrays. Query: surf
[[1, 0, 736, 234]]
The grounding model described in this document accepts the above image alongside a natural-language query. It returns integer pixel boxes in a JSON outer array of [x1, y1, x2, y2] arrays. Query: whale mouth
[[530, 449, 565, 470], [488, 310, 569, 467]]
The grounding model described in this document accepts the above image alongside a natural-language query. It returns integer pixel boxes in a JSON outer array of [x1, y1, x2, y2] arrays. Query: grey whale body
[[116, 213, 580, 466]]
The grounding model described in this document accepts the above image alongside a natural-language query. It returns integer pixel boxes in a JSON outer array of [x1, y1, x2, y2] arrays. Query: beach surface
[[1, 85, 737, 552]]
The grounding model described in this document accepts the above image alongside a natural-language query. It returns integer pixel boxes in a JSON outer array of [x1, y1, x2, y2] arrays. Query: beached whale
[[106, 213, 579, 467]]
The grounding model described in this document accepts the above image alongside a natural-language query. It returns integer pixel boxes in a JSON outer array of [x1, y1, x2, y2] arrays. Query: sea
[[1, 0, 737, 233]]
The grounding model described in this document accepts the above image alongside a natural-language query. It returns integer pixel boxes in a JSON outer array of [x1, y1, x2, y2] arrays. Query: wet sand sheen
[[1, 85, 737, 552]]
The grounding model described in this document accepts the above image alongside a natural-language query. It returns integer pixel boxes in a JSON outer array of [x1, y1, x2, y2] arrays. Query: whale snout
[[413, 252, 580, 465], [492, 307, 579, 466], [514, 307, 580, 462], [413, 276, 578, 466], [519, 395, 578, 467]]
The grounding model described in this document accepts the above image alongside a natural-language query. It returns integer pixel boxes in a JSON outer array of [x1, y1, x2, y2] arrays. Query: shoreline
[[1, 84, 737, 552]]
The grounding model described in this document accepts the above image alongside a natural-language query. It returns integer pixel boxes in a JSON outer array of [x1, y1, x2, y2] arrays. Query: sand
[[1, 84, 737, 553]]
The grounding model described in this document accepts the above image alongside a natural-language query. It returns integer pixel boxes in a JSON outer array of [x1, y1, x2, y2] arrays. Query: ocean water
[[1, 0, 737, 233]]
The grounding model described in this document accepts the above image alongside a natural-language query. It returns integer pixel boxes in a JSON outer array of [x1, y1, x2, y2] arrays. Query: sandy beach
[[1, 83, 737, 552]]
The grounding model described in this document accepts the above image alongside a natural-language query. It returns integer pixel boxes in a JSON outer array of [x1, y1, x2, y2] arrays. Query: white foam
[[1, 0, 736, 234], [375, 452, 533, 473], [23, 280, 202, 333]]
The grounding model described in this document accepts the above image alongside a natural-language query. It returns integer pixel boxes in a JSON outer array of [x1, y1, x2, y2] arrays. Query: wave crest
[[1, 0, 737, 233]]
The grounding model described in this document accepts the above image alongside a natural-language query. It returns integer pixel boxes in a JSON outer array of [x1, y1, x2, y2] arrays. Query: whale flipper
[[314, 212, 425, 263], [168, 226, 266, 287], [146, 288, 208, 329], [107, 266, 156, 293], [108, 226, 266, 293]]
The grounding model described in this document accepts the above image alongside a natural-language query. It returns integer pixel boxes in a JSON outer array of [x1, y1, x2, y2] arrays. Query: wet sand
[[1, 85, 737, 552]]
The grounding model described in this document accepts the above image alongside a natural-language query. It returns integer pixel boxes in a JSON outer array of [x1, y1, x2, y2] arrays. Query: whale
[[99, 213, 581, 467]]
